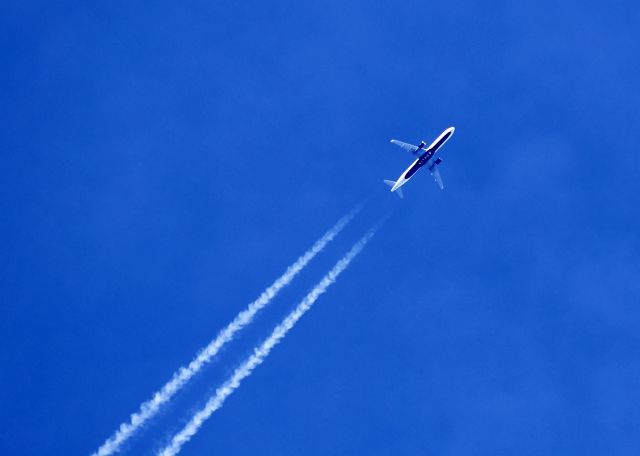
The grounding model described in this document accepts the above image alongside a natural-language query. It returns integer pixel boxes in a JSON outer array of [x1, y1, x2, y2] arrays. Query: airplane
[[384, 126, 455, 198]]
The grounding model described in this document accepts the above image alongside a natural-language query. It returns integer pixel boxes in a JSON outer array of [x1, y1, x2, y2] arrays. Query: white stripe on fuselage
[[390, 126, 454, 193], [390, 157, 419, 192]]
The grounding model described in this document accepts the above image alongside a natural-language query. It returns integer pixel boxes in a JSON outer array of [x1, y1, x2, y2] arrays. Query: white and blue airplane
[[384, 126, 455, 198]]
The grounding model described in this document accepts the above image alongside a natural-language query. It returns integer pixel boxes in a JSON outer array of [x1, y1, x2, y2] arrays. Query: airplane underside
[[385, 126, 454, 197]]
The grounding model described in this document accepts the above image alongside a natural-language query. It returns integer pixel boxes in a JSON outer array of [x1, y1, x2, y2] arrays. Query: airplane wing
[[431, 166, 444, 190], [390, 139, 420, 155], [428, 157, 444, 190]]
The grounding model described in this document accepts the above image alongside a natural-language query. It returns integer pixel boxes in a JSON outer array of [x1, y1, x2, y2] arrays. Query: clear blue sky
[[2, 1, 640, 454]]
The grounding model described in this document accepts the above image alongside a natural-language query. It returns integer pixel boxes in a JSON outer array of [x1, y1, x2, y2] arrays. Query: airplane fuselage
[[390, 127, 455, 193]]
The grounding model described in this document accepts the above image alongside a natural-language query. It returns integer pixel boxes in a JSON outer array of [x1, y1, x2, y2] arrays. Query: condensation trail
[[92, 206, 361, 456], [157, 225, 378, 456]]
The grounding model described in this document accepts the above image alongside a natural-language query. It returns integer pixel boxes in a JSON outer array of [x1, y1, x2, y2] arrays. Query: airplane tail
[[383, 180, 403, 199]]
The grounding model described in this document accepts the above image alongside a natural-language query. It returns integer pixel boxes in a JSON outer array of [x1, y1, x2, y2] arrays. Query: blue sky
[[2, 1, 640, 454]]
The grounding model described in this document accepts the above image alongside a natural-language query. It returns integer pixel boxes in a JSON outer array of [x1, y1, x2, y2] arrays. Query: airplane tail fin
[[383, 180, 403, 199]]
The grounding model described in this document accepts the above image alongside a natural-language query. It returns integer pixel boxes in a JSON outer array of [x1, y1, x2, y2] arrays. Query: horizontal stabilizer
[[383, 179, 403, 198]]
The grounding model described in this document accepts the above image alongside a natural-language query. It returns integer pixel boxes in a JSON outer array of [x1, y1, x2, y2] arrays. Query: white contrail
[[92, 207, 361, 456], [157, 226, 378, 456]]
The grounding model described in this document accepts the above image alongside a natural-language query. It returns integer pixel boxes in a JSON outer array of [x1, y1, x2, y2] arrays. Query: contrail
[[92, 207, 361, 456], [157, 225, 379, 456]]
